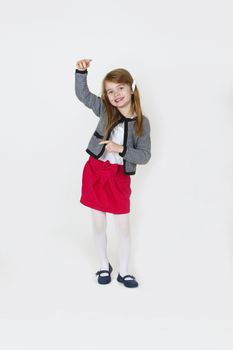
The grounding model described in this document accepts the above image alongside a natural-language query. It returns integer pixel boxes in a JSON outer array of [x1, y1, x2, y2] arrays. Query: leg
[[113, 213, 131, 277], [90, 208, 109, 276]]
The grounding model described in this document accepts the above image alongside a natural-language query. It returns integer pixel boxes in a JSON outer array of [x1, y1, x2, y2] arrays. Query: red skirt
[[80, 155, 131, 214]]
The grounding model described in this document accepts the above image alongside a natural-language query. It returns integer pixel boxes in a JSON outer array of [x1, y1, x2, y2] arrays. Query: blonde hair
[[101, 68, 144, 139]]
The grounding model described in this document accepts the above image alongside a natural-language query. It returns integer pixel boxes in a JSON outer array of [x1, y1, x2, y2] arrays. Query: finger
[[84, 59, 91, 65], [80, 60, 87, 69], [76, 61, 82, 69], [76, 60, 89, 70]]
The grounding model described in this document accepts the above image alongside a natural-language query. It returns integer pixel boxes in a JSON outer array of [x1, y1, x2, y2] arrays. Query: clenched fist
[[76, 58, 92, 71]]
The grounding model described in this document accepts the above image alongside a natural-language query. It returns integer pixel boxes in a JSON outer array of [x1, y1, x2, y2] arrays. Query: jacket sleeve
[[119, 117, 151, 164], [75, 69, 105, 118]]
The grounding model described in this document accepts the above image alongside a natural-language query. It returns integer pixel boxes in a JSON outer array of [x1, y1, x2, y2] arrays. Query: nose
[[114, 92, 121, 100]]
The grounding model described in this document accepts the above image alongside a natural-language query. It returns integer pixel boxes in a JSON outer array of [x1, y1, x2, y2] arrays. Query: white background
[[0, 0, 233, 348]]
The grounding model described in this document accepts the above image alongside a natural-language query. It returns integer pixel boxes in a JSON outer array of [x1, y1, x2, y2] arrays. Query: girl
[[75, 58, 151, 288]]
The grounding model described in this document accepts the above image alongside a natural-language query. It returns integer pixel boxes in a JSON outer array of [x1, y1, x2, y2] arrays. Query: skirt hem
[[80, 199, 130, 214]]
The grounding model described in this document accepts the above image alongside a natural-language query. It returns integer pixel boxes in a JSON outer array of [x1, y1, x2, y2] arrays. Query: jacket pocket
[[93, 130, 104, 139]]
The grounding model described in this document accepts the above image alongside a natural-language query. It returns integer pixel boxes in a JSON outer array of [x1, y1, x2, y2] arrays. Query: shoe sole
[[117, 278, 138, 288]]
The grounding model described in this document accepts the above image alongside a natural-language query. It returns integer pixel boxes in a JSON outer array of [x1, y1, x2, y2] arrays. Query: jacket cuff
[[75, 68, 88, 74], [119, 145, 127, 157]]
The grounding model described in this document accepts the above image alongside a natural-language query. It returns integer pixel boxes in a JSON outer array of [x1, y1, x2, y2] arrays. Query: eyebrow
[[106, 84, 124, 92]]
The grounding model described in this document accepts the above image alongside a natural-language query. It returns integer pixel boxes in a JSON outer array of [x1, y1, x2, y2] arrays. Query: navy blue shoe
[[96, 263, 113, 284], [117, 273, 139, 288]]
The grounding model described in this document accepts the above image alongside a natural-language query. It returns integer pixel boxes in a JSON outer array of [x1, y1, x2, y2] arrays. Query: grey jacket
[[75, 69, 151, 175]]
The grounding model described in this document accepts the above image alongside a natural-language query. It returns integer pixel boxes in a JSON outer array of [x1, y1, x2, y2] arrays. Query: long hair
[[100, 68, 144, 139]]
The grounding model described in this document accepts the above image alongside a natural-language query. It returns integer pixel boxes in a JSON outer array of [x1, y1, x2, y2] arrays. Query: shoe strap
[[96, 270, 110, 276], [122, 275, 135, 280]]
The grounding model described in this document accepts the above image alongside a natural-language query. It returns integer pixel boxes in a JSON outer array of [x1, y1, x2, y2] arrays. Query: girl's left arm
[[119, 117, 151, 164]]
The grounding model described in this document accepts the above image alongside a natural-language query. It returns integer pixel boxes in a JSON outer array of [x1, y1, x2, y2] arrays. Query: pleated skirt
[[80, 155, 131, 214]]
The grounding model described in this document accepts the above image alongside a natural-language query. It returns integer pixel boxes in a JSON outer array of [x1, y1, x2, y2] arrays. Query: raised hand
[[76, 58, 92, 71]]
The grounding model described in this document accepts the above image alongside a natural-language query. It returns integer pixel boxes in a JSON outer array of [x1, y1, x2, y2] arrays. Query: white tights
[[90, 208, 131, 277]]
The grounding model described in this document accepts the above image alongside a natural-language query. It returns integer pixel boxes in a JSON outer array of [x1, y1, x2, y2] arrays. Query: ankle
[[100, 261, 109, 270], [119, 271, 129, 277]]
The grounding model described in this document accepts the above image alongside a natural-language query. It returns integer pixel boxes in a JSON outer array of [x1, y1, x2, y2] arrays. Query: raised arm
[[75, 62, 105, 118]]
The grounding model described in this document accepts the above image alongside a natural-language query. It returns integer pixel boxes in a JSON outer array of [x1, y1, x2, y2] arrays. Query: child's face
[[105, 81, 133, 108]]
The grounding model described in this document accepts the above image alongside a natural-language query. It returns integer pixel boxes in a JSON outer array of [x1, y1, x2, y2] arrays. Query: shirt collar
[[119, 112, 137, 122]]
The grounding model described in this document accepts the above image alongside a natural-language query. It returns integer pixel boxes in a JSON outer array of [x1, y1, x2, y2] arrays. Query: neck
[[117, 105, 135, 118]]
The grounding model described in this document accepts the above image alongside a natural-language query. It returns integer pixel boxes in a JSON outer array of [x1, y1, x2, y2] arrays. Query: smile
[[115, 97, 124, 103]]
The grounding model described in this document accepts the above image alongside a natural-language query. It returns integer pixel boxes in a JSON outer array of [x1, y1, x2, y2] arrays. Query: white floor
[[1, 222, 233, 350]]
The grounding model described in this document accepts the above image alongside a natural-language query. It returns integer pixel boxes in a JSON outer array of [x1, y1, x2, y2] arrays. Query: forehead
[[105, 81, 126, 91]]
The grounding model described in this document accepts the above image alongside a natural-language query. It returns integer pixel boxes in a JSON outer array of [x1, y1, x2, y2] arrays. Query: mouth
[[115, 97, 124, 103]]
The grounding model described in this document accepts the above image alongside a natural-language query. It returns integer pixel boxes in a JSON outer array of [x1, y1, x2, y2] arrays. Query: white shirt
[[99, 112, 137, 164], [99, 122, 124, 164]]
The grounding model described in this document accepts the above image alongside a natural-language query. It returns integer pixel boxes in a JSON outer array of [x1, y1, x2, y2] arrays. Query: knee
[[92, 222, 106, 234]]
